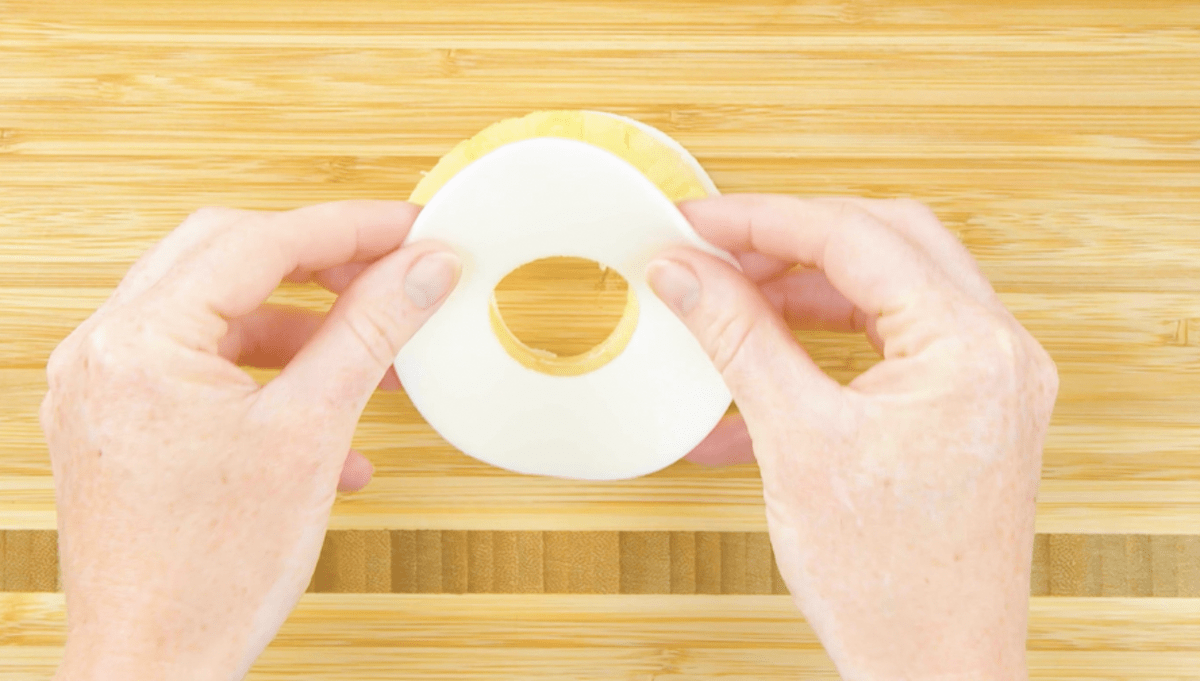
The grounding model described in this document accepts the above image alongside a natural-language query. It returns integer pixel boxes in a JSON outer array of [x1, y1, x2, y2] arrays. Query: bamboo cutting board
[[2, 1, 1200, 678]]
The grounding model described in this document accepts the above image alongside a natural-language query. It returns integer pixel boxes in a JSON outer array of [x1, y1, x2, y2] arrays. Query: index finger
[[680, 194, 949, 322], [152, 200, 421, 322]]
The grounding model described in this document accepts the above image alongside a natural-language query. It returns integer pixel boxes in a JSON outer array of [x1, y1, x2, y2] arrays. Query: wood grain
[[8, 470, 1200, 534], [2, 0, 1199, 677], [5, 530, 1198, 597], [6, 592, 1200, 652], [3, 593, 1200, 680]]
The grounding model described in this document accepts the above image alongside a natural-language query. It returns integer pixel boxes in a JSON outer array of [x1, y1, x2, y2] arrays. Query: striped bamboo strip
[[6, 530, 1199, 597]]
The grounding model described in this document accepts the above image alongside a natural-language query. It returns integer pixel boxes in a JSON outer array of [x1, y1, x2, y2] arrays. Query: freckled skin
[[671, 195, 1058, 681], [41, 201, 458, 681]]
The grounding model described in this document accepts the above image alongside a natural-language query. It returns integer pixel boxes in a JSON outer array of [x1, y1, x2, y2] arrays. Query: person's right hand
[[651, 195, 1058, 681]]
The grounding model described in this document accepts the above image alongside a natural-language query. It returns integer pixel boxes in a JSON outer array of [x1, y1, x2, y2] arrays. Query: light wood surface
[[3, 594, 1200, 680], [2, 0, 1199, 678]]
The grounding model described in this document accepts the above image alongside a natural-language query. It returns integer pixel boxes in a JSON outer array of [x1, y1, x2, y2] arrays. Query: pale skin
[[42, 195, 1056, 681]]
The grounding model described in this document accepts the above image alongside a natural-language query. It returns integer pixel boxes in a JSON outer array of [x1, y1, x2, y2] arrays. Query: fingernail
[[647, 258, 700, 315], [405, 250, 460, 309]]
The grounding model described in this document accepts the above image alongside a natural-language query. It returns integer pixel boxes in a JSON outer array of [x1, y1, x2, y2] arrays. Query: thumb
[[647, 249, 840, 418], [274, 242, 460, 414]]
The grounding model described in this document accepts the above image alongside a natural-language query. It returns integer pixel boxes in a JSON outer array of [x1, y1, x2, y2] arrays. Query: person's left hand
[[41, 201, 460, 681]]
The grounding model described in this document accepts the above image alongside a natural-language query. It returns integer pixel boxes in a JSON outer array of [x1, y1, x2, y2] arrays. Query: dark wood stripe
[[6, 531, 1200, 596], [619, 531, 669, 594], [0, 530, 58, 592]]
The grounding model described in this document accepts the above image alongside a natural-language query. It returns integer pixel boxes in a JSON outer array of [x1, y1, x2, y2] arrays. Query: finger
[[735, 251, 794, 282], [680, 194, 959, 356], [109, 207, 259, 307], [151, 200, 422, 334], [647, 247, 842, 421], [760, 269, 884, 352], [217, 304, 324, 368], [695, 197, 988, 299], [686, 415, 756, 466], [337, 450, 374, 492], [827, 197, 996, 305], [216, 305, 407, 392], [310, 262, 371, 294], [272, 242, 460, 416]]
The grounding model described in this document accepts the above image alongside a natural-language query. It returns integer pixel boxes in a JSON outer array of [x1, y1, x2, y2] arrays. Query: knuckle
[[180, 206, 261, 245], [941, 305, 1019, 381], [830, 199, 873, 226], [954, 311, 1060, 412], [704, 310, 759, 375], [79, 316, 142, 378], [345, 306, 407, 369], [184, 205, 235, 225], [37, 391, 57, 432], [1029, 339, 1060, 407], [1041, 355, 1060, 402], [44, 316, 99, 386], [891, 198, 939, 224], [44, 341, 74, 385], [44, 303, 112, 388]]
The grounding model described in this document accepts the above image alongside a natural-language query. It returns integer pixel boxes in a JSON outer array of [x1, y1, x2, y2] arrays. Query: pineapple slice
[[409, 110, 711, 206]]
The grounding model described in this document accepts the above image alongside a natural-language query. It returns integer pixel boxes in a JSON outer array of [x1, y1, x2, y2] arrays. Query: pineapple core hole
[[489, 256, 637, 376]]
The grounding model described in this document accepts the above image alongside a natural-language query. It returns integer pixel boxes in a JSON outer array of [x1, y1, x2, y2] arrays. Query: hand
[[40, 202, 460, 681], [651, 195, 1057, 681]]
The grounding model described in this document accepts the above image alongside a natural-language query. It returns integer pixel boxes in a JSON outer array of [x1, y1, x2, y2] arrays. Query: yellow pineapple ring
[[409, 110, 713, 206]]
